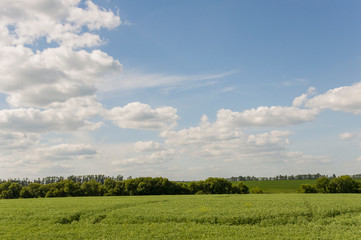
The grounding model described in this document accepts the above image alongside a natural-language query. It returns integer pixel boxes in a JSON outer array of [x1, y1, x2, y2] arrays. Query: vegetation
[[238, 179, 316, 193], [0, 177, 249, 199], [1, 194, 361, 239], [299, 175, 361, 193]]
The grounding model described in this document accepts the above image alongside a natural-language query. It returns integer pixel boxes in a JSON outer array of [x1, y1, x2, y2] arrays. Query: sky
[[1, 0, 361, 180]]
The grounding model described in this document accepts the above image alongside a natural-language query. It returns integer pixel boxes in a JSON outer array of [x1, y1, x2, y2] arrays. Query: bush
[[298, 184, 317, 193], [231, 182, 249, 194], [250, 186, 263, 194]]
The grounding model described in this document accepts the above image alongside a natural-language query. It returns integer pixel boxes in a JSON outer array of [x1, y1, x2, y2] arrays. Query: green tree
[[204, 177, 232, 194], [315, 176, 330, 193], [331, 175, 358, 193], [81, 179, 102, 196], [298, 184, 317, 193], [231, 182, 249, 194], [20, 186, 34, 198], [1, 183, 22, 199]]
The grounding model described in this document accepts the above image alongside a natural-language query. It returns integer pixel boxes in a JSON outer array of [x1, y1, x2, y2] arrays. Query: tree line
[[0, 174, 124, 186], [228, 173, 339, 181], [0, 177, 249, 199], [298, 175, 361, 193]]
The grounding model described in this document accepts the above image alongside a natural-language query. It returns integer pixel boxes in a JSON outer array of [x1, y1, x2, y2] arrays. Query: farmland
[[1, 194, 361, 239]]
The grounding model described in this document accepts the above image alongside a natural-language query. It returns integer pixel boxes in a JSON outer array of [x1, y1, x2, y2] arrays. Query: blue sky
[[1, 0, 361, 180]]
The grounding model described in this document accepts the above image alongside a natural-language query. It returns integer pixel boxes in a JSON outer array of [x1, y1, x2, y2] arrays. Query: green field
[[241, 179, 316, 193], [1, 194, 361, 239]]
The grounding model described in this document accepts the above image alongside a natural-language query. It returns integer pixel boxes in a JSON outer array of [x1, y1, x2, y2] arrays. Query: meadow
[[1, 194, 361, 239]]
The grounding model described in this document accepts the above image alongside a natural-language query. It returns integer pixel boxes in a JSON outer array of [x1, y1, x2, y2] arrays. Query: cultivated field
[[1, 194, 361, 239]]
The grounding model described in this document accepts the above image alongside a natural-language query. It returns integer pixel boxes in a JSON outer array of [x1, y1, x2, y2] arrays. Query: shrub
[[298, 184, 317, 193], [250, 186, 263, 194]]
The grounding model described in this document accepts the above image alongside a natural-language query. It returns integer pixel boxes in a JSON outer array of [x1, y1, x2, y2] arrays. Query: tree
[[315, 176, 330, 193], [203, 178, 232, 194], [20, 186, 34, 198], [81, 179, 102, 196], [298, 184, 317, 193], [331, 175, 358, 193]]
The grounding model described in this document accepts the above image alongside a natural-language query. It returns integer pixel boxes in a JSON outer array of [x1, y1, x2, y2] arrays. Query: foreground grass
[[1, 194, 361, 239]]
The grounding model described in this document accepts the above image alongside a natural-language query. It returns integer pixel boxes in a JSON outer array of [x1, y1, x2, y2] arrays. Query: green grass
[[1, 194, 361, 239], [240, 179, 317, 193]]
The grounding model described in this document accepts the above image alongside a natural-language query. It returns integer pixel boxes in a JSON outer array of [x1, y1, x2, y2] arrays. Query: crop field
[[242, 180, 317, 193], [1, 194, 361, 239]]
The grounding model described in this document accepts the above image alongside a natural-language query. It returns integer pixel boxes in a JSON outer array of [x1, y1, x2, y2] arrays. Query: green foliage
[[0, 177, 246, 199], [231, 182, 249, 194], [250, 186, 264, 194], [1, 183, 22, 199], [237, 179, 317, 193], [204, 177, 232, 194], [19, 187, 34, 198], [298, 184, 317, 193], [315, 176, 331, 193], [331, 175, 358, 193], [299, 175, 359, 194]]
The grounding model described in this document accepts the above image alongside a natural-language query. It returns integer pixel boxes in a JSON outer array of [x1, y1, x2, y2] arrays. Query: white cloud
[[134, 141, 163, 152], [247, 130, 291, 146], [216, 106, 318, 127], [0, 106, 102, 133], [114, 149, 175, 166], [106, 102, 179, 130], [292, 87, 316, 107], [161, 115, 292, 162], [67, 0, 121, 31], [33, 143, 98, 160], [0, 46, 121, 107], [339, 132, 357, 140], [306, 82, 361, 114], [0, 131, 40, 151], [0, 0, 121, 48]]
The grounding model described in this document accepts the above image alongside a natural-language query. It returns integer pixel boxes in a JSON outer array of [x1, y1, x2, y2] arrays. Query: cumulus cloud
[[306, 82, 361, 114], [134, 141, 163, 152], [106, 102, 179, 130], [292, 87, 316, 107], [0, 46, 121, 107], [114, 149, 175, 166], [161, 114, 293, 162], [32, 143, 98, 160], [0, 0, 121, 47], [247, 130, 291, 146], [0, 131, 40, 151], [216, 106, 318, 127], [0, 106, 102, 133]]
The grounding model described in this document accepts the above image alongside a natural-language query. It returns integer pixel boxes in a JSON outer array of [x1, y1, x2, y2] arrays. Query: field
[[243, 178, 361, 193], [1, 194, 361, 239], [242, 179, 317, 193]]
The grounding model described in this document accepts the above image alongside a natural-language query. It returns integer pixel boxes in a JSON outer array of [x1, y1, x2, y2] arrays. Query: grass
[[240, 179, 317, 193], [1, 194, 361, 239]]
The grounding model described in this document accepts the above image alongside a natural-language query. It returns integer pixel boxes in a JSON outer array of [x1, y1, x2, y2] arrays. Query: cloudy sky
[[1, 0, 361, 180]]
